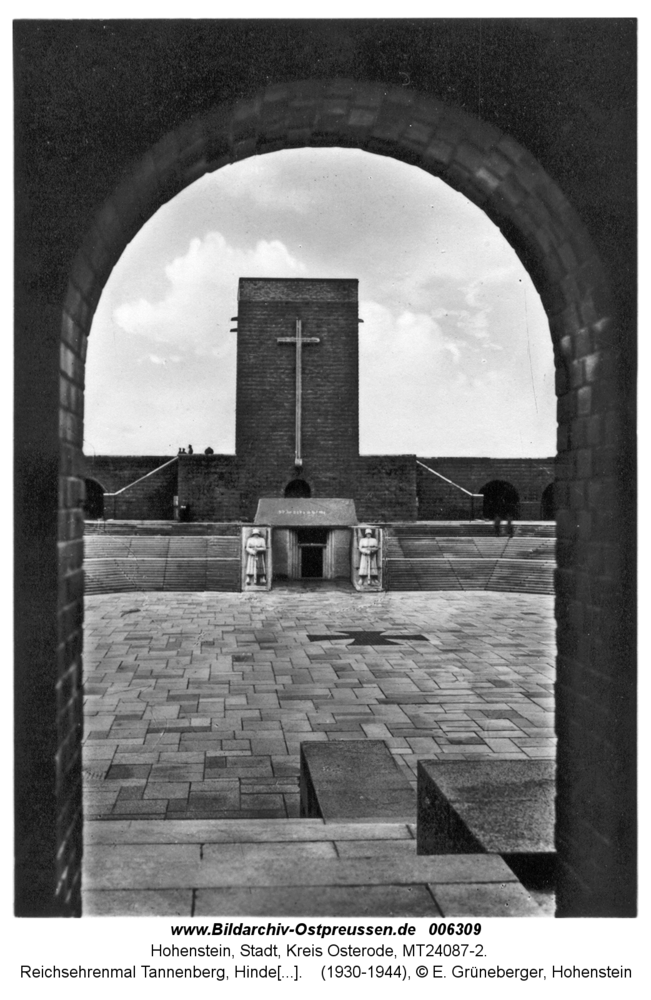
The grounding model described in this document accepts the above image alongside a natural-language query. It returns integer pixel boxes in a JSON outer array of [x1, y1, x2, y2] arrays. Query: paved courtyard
[[83, 585, 556, 822]]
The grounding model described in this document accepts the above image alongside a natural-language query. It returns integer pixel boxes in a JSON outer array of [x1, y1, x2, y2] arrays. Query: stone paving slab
[[85, 845, 518, 890], [83, 885, 444, 918], [85, 818, 414, 844], [428, 882, 546, 917], [335, 839, 420, 858], [82, 818, 547, 917], [84, 889, 193, 917], [192, 885, 443, 917], [84, 590, 555, 821]]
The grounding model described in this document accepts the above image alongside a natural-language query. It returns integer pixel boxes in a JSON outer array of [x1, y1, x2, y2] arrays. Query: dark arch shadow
[[83, 478, 105, 519], [480, 480, 521, 520], [284, 479, 312, 499], [541, 483, 556, 521]]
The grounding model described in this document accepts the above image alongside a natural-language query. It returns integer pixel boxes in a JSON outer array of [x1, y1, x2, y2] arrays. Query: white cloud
[[362, 300, 457, 354], [113, 232, 306, 349], [212, 158, 315, 213], [463, 266, 520, 307]]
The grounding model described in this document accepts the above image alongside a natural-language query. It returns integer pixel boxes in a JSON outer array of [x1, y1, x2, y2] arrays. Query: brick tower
[[235, 278, 360, 506]]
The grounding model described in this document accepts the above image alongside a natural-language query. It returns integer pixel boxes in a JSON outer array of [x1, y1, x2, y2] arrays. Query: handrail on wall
[[416, 460, 478, 497], [103, 456, 179, 497], [416, 460, 484, 520]]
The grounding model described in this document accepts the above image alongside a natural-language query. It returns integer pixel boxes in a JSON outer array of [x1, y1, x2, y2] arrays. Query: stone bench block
[[300, 740, 415, 822], [417, 759, 555, 858]]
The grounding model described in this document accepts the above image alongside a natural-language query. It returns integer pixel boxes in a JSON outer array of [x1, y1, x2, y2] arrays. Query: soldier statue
[[245, 529, 267, 585], [358, 528, 379, 586]]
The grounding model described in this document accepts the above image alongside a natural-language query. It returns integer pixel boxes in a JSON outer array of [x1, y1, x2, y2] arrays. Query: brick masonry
[[84, 456, 172, 493], [236, 278, 362, 513], [417, 458, 556, 521], [108, 462, 178, 521], [84, 452, 555, 524], [177, 455, 241, 522], [15, 23, 635, 917]]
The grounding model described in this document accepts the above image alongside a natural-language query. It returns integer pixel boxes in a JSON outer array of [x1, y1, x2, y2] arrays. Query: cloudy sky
[[84, 147, 556, 458]]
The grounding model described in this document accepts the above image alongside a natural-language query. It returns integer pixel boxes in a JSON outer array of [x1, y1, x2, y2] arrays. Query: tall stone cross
[[277, 319, 320, 467]]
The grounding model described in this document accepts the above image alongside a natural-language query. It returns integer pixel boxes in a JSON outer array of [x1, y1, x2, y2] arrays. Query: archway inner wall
[[18, 78, 635, 916]]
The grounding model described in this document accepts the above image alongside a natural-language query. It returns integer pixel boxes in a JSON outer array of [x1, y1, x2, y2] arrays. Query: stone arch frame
[[48, 79, 633, 916]]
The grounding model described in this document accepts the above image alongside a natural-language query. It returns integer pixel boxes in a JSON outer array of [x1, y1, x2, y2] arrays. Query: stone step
[[385, 558, 554, 594], [489, 561, 555, 593], [386, 537, 555, 560], [85, 535, 240, 558], [84, 557, 240, 594], [83, 823, 545, 917], [85, 843, 522, 891]]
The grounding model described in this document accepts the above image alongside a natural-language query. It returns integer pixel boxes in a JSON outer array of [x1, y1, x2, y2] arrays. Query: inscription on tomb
[[254, 498, 358, 526]]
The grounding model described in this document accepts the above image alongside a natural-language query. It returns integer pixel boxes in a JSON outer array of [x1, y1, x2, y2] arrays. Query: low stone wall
[[84, 521, 242, 536]]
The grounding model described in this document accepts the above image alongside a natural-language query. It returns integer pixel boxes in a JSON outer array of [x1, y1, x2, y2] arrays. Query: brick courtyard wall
[[356, 456, 418, 522], [174, 455, 418, 524], [15, 23, 635, 917], [106, 460, 178, 520], [177, 454, 241, 521], [417, 458, 555, 520], [83, 455, 172, 494]]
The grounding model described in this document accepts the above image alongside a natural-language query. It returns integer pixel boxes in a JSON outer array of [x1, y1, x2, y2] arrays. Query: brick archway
[[53, 79, 633, 916]]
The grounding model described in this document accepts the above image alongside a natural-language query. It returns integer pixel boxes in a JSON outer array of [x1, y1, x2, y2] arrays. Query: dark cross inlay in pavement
[[306, 630, 431, 646]]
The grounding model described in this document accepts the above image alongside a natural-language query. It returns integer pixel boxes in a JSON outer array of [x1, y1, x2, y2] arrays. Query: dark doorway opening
[[301, 546, 324, 578], [284, 479, 311, 498], [296, 528, 328, 544], [83, 479, 105, 519], [541, 483, 556, 520], [480, 480, 520, 520], [297, 528, 328, 578]]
